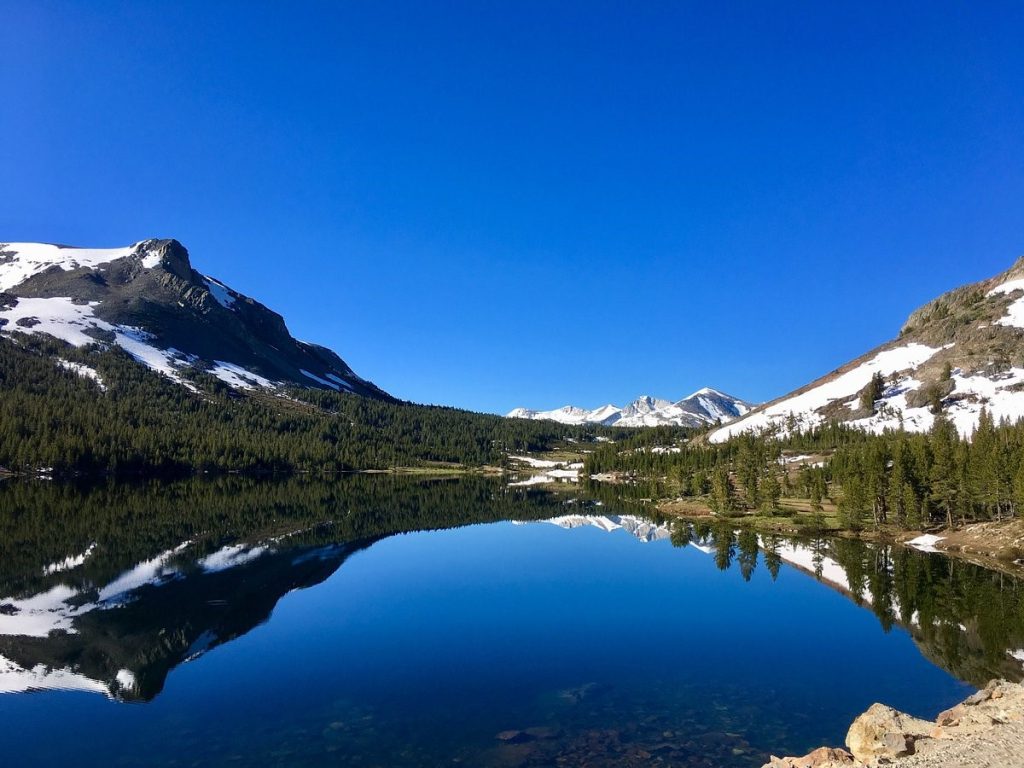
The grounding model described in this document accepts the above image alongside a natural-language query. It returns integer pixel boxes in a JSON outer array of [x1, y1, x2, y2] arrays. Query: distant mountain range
[[0, 239, 391, 398], [507, 388, 754, 428], [710, 256, 1024, 443]]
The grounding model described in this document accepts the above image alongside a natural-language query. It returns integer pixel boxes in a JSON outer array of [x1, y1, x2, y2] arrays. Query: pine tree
[[929, 416, 960, 528], [760, 471, 781, 514], [860, 371, 886, 412], [710, 465, 735, 515]]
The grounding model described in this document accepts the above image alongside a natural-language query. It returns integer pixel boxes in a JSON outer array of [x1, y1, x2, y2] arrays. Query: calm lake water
[[1, 476, 1021, 767]]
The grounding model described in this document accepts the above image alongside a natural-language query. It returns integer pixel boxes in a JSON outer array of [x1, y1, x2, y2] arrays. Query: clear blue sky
[[3, 2, 1023, 413]]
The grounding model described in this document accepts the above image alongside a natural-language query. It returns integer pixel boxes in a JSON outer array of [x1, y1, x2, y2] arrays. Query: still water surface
[[1, 476, 1021, 767]]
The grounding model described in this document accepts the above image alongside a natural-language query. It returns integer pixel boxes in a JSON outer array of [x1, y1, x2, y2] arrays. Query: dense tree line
[[828, 411, 1024, 530], [0, 335, 623, 476], [0, 474, 576, 597], [584, 409, 1024, 530]]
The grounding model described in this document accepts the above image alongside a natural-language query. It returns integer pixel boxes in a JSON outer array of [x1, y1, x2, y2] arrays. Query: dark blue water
[[0, 477, 1017, 767]]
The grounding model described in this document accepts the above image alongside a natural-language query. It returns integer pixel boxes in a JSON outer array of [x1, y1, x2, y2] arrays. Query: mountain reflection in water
[[0, 476, 1022, 767]]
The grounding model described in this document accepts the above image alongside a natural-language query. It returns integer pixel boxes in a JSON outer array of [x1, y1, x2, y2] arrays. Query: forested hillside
[[0, 333, 618, 477], [586, 415, 1024, 531]]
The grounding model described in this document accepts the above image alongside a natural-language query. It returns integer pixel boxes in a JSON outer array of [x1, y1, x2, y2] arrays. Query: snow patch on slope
[[42, 543, 97, 575], [710, 343, 944, 443], [300, 369, 341, 390], [199, 544, 269, 573], [0, 297, 198, 385], [57, 359, 105, 390], [988, 278, 1024, 329], [210, 361, 276, 390], [203, 276, 237, 309], [0, 654, 110, 696], [0, 242, 140, 291]]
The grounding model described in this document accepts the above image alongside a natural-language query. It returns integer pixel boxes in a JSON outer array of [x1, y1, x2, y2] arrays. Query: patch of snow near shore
[[510, 456, 561, 468], [546, 469, 579, 479], [710, 343, 944, 443], [508, 475, 554, 487], [906, 534, 945, 553]]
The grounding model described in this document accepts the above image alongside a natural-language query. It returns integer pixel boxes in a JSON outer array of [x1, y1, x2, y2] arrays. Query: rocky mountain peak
[[0, 238, 391, 399]]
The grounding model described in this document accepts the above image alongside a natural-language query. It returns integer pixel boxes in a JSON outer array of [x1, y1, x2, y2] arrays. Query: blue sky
[[3, 2, 1023, 413]]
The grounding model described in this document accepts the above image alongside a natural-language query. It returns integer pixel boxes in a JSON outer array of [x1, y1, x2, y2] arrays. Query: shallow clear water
[[0, 476, 1021, 767]]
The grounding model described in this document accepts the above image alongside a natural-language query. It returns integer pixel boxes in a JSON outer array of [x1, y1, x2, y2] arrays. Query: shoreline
[[653, 502, 1024, 574], [764, 680, 1024, 768]]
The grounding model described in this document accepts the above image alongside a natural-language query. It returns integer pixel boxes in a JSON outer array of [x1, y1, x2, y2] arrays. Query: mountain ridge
[[508, 387, 753, 428], [0, 239, 391, 399], [710, 256, 1024, 443]]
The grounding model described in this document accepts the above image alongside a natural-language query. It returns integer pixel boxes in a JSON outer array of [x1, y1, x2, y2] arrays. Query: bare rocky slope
[[712, 257, 1024, 443]]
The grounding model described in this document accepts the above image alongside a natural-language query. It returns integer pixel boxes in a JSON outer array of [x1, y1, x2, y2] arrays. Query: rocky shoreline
[[901, 520, 1024, 574], [764, 680, 1024, 767]]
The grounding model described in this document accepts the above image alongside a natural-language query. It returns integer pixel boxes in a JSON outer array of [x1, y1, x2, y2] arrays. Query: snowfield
[[709, 343, 944, 443], [988, 278, 1024, 329], [0, 242, 142, 291], [203, 276, 238, 309]]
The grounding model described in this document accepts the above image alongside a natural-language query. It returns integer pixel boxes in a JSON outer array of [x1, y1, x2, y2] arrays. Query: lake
[[1, 475, 1021, 767]]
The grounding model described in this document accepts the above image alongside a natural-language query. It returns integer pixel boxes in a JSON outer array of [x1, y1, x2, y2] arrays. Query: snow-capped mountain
[[0, 239, 390, 398], [541, 514, 672, 543], [0, 535, 358, 701], [507, 388, 753, 428], [710, 256, 1024, 443]]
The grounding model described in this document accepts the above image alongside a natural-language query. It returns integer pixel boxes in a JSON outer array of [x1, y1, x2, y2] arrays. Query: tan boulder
[[845, 703, 932, 763], [763, 746, 861, 768]]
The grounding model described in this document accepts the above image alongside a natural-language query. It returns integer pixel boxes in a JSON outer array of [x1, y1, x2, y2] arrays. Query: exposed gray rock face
[[0, 239, 391, 398]]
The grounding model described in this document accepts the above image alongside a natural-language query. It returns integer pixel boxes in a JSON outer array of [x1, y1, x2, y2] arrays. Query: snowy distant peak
[[506, 388, 753, 428], [709, 256, 1024, 444], [543, 514, 672, 543], [0, 238, 391, 400], [620, 395, 673, 417]]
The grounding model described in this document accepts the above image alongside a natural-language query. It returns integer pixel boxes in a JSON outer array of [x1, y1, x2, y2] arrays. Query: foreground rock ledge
[[763, 680, 1024, 767]]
